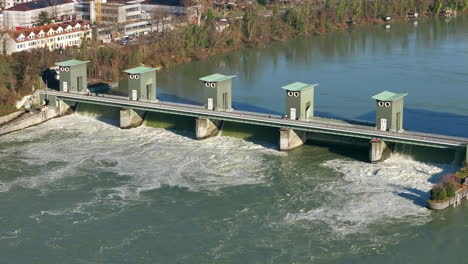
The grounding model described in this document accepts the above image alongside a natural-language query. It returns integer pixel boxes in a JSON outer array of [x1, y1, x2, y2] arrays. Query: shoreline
[[0, 10, 467, 117]]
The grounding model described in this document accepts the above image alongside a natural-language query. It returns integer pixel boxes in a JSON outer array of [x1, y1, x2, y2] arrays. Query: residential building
[[140, 0, 185, 16], [0, 12, 4, 31], [3, 0, 35, 10], [0, 19, 91, 54], [2, 0, 76, 30], [74, 0, 185, 42]]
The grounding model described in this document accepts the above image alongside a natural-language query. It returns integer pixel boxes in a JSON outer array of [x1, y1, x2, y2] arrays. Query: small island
[[427, 165, 468, 210]]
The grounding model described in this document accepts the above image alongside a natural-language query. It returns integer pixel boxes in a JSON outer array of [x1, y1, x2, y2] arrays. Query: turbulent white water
[[0, 115, 282, 196], [0, 114, 460, 261], [285, 155, 457, 236]]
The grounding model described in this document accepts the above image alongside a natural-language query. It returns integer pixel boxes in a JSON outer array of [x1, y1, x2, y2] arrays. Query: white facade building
[[0, 12, 4, 31], [3, 0, 76, 29], [73, 0, 184, 42], [3, 0, 34, 10], [140, 0, 185, 16], [0, 19, 91, 54]]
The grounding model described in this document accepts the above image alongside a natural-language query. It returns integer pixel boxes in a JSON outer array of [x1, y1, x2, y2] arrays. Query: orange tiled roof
[[8, 20, 91, 43]]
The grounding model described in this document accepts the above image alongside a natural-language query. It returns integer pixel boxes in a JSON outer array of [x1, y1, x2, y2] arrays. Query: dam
[[17, 59, 465, 164]]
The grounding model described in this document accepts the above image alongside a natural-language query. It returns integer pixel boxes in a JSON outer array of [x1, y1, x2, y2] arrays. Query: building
[[140, 0, 185, 16], [199, 73, 235, 111], [0, 12, 4, 31], [0, 19, 91, 54], [121, 65, 158, 101], [372, 91, 408, 133], [74, 0, 94, 21], [3, 0, 35, 10], [56, 59, 89, 93], [2, 0, 76, 30], [74, 0, 185, 42], [282, 82, 318, 120]]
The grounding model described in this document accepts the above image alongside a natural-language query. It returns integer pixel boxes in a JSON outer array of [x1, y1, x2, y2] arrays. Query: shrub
[[444, 182, 456, 198], [431, 186, 447, 201], [455, 167, 468, 180]]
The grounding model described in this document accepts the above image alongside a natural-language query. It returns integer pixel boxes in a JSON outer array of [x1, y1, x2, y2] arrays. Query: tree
[[151, 9, 171, 35], [205, 8, 214, 24], [182, 0, 210, 26], [0, 0, 6, 10], [242, 5, 258, 41], [37, 11, 52, 26]]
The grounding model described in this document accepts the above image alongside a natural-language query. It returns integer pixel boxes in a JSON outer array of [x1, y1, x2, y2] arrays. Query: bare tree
[[181, 0, 210, 26], [151, 9, 170, 34], [49, 0, 58, 20], [0, 0, 6, 11]]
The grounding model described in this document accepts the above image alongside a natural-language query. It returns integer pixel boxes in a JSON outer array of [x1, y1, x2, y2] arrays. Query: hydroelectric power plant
[[6, 59, 466, 164], [2, 17, 468, 263]]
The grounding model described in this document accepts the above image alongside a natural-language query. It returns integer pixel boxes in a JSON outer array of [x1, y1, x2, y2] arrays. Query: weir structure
[[33, 61, 468, 164]]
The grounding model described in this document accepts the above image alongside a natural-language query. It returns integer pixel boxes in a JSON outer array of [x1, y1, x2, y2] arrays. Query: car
[[120, 37, 129, 45]]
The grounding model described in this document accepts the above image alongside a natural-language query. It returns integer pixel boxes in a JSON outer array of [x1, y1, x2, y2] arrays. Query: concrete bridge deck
[[43, 91, 468, 151]]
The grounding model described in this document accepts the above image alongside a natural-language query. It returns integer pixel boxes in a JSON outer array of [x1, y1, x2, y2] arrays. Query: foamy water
[[284, 155, 457, 236], [0, 114, 461, 262], [0, 115, 281, 196]]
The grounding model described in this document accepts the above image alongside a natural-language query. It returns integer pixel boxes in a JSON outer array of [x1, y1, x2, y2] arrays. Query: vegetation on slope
[[0, 0, 467, 115]]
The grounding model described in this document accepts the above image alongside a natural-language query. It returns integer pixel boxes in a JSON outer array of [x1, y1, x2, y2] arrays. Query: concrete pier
[[37, 91, 468, 157], [120, 108, 145, 129], [58, 100, 76, 116], [369, 139, 392, 163], [196, 117, 222, 140], [279, 128, 306, 151]]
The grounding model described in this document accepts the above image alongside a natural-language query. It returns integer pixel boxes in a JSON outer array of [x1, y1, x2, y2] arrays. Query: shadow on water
[[232, 102, 283, 116], [315, 111, 374, 126], [300, 140, 369, 162], [88, 83, 111, 94], [322, 145, 368, 162], [395, 186, 430, 208], [427, 168, 458, 184], [391, 160, 459, 208], [158, 93, 202, 106], [356, 108, 468, 138]]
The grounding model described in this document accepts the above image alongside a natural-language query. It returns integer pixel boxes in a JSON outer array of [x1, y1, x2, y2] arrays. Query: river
[[1, 16, 468, 263]]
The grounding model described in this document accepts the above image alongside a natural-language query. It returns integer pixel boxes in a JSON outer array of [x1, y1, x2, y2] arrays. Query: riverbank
[[1, 14, 468, 262], [0, 2, 467, 117], [427, 165, 468, 210]]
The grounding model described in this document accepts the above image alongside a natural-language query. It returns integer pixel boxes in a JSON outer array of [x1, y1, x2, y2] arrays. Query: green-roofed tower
[[282, 82, 318, 120], [199, 73, 236, 111], [55, 59, 89, 93], [372, 91, 408, 132], [121, 65, 158, 101]]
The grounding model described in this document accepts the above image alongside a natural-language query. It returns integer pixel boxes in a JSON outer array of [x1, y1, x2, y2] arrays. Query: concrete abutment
[[369, 139, 392, 163], [465, 145, 468, 165], [58, 100, 76, 116], [120, 108, 145, 129], [279, 128, 306, 151], [195, 117, 222, 140]]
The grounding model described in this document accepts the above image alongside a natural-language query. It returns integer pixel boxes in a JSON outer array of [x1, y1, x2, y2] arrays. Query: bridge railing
[[44, 91, 468, 148]]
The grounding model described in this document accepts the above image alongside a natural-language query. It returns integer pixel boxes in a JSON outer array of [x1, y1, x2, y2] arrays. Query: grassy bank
[[0, 104, 16, 117]]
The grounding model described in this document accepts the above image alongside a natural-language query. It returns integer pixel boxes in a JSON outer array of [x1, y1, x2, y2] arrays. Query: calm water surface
[[1, 16, 468, 263]]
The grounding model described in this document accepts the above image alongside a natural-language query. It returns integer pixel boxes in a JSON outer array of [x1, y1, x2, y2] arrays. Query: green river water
[[1, 16, 468, 263]]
